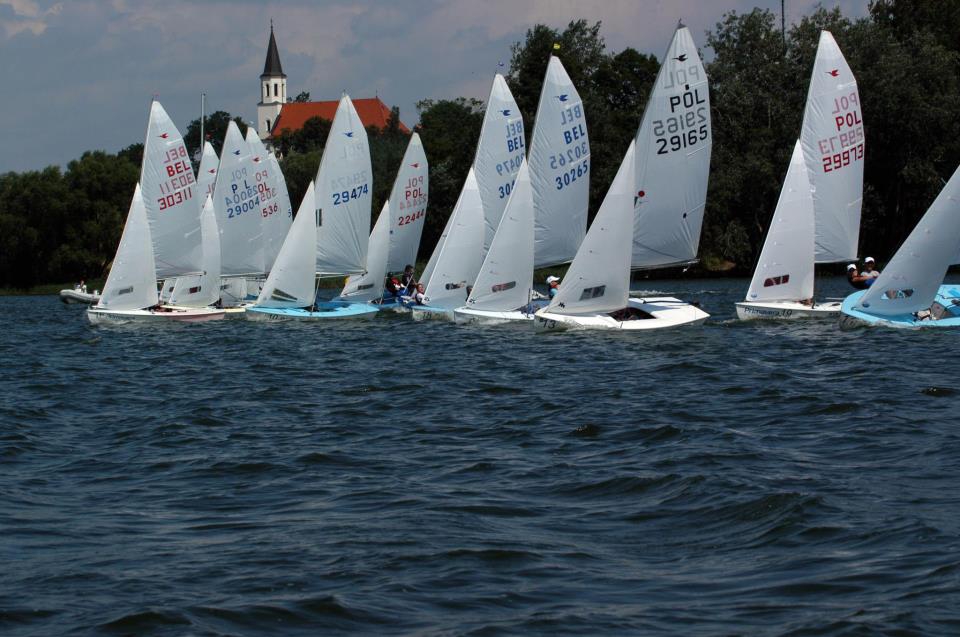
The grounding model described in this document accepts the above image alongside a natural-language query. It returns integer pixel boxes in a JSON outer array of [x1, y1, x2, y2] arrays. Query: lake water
[[2, 276, 959, 635]]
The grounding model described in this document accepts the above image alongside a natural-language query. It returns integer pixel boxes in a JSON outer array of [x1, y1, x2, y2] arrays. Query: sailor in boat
[[385, 275, 404, 299], [860, 257, 881, 286], [411, 283, 427, 305], [846, 263, 867, 289], [546, 275, 561, 299], [401, 265, 417, 295]]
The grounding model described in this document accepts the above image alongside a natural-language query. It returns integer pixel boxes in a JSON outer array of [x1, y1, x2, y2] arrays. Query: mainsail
[[632, 25, 712, 270], [195, 141, 219, 209], [140, 101, 202, 278], [169, 195, 221, 308], [528, 56, 590, 268], [386, 133, 429, 272], [256, 182, 318, 309], [315, 95, 373, 276], [800, 30, 864, 264], [214, 121, 265, 276], [246, 128, 290, 273]]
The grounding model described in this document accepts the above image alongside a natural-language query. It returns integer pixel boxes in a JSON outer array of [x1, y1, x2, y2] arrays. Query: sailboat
[[737, 30, 864, 319], [453, 58, 589, 324], [214, 121, 266, 308], [624, 23, 710, 328], [337, 133, 428, 309], [410, 168, 484, 320], [246, 127, 292, 275], [413, 74, 522, 319], [839, 164, 960, 329], [453, 159, 537, 324], [87, 184, 224, 324]]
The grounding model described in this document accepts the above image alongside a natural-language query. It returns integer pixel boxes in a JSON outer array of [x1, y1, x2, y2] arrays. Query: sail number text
[[332, 182, 369, 205], [653, 89, 709, 155], [818, 92, 864, 173], [225, 166, 260, 219], [156, 143, 196, 208]]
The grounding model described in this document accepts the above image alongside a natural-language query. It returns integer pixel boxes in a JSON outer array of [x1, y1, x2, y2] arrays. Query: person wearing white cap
[[861, 257, 881, 287], [545, 275, 561, 299], [845, 263, 867, 289]]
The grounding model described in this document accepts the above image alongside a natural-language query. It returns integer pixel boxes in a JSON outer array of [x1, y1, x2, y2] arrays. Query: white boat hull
[[60, 289, 100, 305], [534, 297, 708, 331], [87, 307, 225, 325], [735, 300, 841, 321], [410, 305, 455, 321], [452, 306, 538, 325]]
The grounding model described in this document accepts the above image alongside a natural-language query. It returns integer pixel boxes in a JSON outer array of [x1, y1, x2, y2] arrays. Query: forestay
[[169, 195, 221, 308], [547, 141, 636, 315], [386, 133, 429, 272], [528, 56, 590, 268], [854, 164, 960, 317], [632, 25, 712, 269], [339, 201, 391, 302], [423, 168, 484, 310], [256, 182, 318, 309], [214, 121, 265, 276], [466, 158, 534, 312], [315, 95, 372, 276], [473, 74, 525, 257], [97, 183, 158, 311], [800, 30, 864, 264], [745, 140, 815, 303], [140, 101, 202, 278]]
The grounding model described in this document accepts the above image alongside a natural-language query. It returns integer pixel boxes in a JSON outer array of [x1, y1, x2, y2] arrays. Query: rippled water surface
[[3, 276, 960, 636]]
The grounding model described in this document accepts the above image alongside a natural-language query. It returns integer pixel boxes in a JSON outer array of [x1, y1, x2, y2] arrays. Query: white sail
[[528, 56, 590, 268], [215, 122, 265, 276], [315, 95, 373, 276], [632, 25, 712, 269], [474, 74, 525, 256], [423, 168, 484, 310], [548, 141, 636, 315], [800, 30, 864, 263], [256, 182, 318, 309], [339, 201, 391, 302], [267, 151, 294, 271], [159, 278, 176, 302], [195, 141, 219, 209], [854, 165, 960, 317], [466, 158, 534, 311], [245, 129, 289, 272], [420, 211, 453, 288], [386, 133, 429, 272], [140, 101, 202, 278], [169, 195, 221, 307], [97, 183, 158, 311], [745, 141, 815, 303]]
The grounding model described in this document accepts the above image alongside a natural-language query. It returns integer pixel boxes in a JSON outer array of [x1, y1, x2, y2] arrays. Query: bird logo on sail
[[159, 133, 169, 139], [556, 94, 569, 102], [673, 54, 688, 62], [344, 131, 354, 138], [635, 190, 646, 206], [253, 156, 261, 163], [827, 69, 839, 77], [500, 109, 511, 116], [232, 150, 241, 156], [410, 163, 420, 168], [208, 169, 216, 174]]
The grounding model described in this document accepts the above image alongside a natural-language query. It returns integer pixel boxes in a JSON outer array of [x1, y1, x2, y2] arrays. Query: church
[[256, 25, 409, 143]]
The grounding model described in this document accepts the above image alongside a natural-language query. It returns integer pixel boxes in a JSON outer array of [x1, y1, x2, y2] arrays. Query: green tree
[[184, 110, 249, 161]]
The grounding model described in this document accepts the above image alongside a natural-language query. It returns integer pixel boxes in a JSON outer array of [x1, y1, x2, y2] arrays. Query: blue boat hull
[[246, 301, 379, 321], [840, 285, 960, 329]]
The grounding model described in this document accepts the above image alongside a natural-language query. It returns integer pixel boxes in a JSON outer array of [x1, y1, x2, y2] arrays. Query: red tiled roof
[[271, 98, 409, 137]]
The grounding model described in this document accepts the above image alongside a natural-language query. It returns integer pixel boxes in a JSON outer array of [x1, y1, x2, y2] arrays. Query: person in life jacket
[[546, 275, 561, 299], [847, 263, 869, 290], [860, 257, 881, 287]]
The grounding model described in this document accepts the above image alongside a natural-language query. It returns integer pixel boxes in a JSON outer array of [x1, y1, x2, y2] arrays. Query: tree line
[[2, 0, 958, 288]]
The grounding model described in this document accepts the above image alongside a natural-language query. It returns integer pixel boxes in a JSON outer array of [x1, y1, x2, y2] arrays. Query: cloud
[[0, 0, 870, 172]]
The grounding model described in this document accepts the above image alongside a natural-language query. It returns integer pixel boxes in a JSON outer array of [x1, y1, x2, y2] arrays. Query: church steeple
[[262, 21, 286, 78], [258, 21, 288, 139]]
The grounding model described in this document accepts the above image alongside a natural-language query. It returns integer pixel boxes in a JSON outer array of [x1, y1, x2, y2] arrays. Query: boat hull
[[245, 301, 379, 321], [735, 300, 840, 321], [87, 307, 225, 325], [452, 303, 548, 325], [839, 285, 960, 329], [534, 297, 709, 332], [60, 290, 100, 305], [410, 305, 455, 321]]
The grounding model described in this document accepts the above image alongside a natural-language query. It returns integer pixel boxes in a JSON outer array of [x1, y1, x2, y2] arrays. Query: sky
[[1, 0, 869, 172]]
